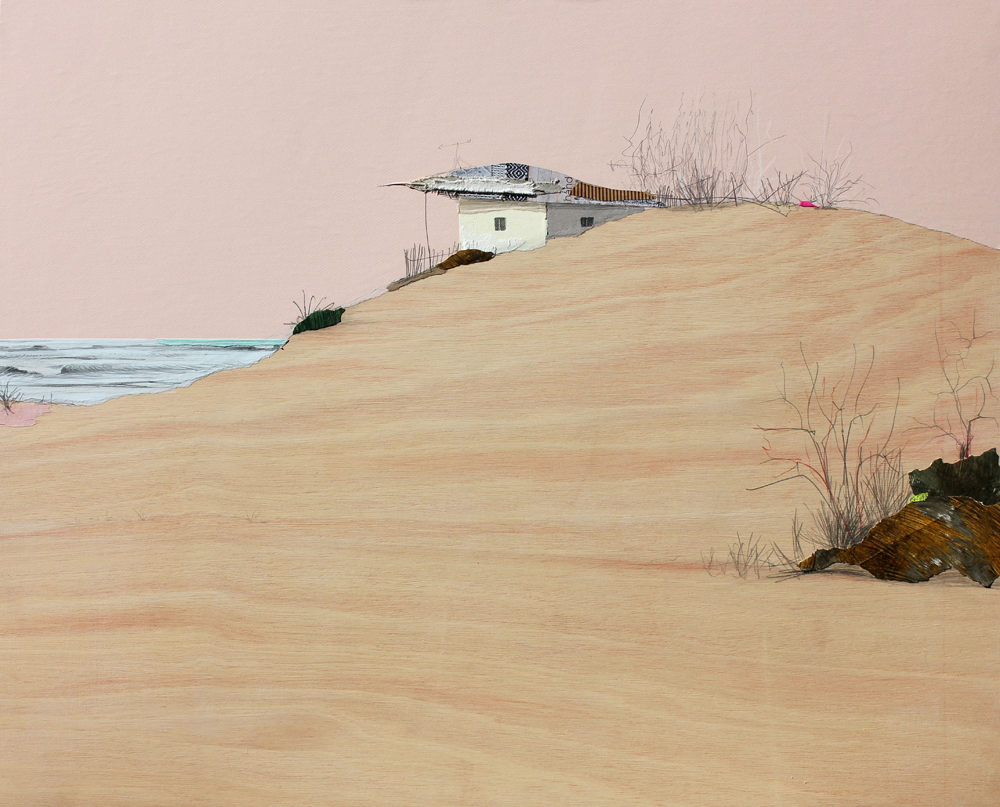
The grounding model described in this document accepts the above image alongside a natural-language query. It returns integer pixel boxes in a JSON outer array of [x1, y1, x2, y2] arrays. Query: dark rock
[[799, 496, 1000, 586], [908, 448, 1000, 505]]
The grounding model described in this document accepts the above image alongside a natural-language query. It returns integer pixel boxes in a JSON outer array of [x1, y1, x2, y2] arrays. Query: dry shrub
[[911, 315, 999, 461], [611, 96, 878, 212], [610, 93, 805, 209], [752, 346, 910, 551], [702, 534, 800, 579], [805, 142, 872, 209]]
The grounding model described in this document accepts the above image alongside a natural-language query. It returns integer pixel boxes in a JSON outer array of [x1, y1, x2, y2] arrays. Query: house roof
[[391, 163, 656, 206], [568, 181, 655, 203]]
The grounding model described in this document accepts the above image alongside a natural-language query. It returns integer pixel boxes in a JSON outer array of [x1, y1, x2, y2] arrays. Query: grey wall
[[546, 203, 645, 240]]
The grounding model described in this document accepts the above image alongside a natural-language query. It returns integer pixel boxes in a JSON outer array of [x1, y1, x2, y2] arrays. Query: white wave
[[0, 340, 280, 405]]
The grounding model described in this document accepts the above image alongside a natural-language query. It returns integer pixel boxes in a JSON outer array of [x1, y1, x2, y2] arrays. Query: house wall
[[458, 198, 548, 254], [545, 202, 645, 239]]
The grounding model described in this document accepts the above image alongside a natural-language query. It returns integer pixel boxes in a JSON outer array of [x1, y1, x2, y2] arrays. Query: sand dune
[[3, 205, 1000, 805]]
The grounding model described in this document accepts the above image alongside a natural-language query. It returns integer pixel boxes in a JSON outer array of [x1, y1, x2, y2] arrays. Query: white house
[[393, 163, 657, 254]]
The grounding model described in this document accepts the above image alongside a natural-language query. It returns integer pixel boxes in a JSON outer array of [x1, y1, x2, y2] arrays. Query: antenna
[[439, 139, 471, 170]]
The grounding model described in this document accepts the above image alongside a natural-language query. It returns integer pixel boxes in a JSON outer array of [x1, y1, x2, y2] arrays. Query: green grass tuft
[[292, 307, 344, 335]]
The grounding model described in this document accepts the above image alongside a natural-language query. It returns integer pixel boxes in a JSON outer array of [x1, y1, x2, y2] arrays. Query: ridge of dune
[[4, 205, 1000, 805]]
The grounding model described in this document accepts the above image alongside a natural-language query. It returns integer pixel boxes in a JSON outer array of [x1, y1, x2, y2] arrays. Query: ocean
[[0, 339, 285, 406]]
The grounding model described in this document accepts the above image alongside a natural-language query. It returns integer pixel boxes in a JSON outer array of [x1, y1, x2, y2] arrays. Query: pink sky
[[1, 1, 997, 338]]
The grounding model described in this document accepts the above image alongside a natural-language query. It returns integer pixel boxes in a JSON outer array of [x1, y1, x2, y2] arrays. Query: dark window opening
[[494, 217, 507, 231], [581, 216, 595, 228]]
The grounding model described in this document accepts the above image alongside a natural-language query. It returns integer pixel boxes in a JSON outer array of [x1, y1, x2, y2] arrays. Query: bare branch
[[750, 345, 908, 550], [909, 315, 1000, 460]]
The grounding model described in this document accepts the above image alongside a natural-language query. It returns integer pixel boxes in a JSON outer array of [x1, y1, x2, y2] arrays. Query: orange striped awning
[[568, 181, 655, 202]]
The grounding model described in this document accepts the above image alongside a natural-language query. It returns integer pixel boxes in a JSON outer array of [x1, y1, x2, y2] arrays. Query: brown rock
[[799, 496, 1000, 586], [433, 248, 494, 271], [387, 249, 494, 292]]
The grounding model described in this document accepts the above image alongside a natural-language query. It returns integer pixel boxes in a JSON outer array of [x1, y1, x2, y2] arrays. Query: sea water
[[0, 339, 284, 406]]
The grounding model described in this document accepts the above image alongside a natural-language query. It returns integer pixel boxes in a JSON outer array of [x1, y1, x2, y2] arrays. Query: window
[[494, 217, 506, 231], [580, 216, 595, 228]]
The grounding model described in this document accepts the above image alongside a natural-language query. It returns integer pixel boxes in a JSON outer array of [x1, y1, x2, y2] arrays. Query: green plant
[[293, 307, 344, 334], [287, 292, 344, 335]]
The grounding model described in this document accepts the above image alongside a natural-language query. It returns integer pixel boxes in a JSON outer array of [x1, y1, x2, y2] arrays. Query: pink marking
[[800, 200, 819, 208], [0, 402, 51, 427]]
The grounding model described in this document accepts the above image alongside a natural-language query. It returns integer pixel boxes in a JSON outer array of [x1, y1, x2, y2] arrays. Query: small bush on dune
[[293, 307, 344, 334], [805, 143, 872, 210], [287, 292, 344, 335]]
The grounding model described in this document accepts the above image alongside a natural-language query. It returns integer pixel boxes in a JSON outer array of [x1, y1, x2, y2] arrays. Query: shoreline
[[0, 338, 284, 411]]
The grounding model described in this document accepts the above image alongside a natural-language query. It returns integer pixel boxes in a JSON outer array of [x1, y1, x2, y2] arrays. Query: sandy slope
[[3, 206, 1000, 805]]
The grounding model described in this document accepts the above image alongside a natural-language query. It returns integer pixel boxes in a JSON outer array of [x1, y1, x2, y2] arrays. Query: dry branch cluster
[[911, 317, 999, 461], [611, 96, 870, 210], [804, 143, 872, 210], [702, 534, 798, 580], [752, 346, 910, 552], [403, 242, 461, 279]]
